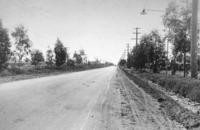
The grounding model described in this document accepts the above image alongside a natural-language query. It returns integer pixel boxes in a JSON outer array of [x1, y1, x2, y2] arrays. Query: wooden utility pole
[[126, 43, 130, 61], [132, 27, 141, 46], [191, 0, 198, 78], [127, 43, 130, 55], [184, 0, 189, 77], [166, 40, 169, 75]]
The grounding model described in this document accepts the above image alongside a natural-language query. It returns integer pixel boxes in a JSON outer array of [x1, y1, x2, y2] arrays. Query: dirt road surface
[[0, 67, 185, 130]]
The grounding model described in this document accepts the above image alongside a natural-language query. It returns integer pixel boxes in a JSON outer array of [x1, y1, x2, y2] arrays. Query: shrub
[[0, 69, 12, 76], [136, 72, 200, 103], [8, 66, 25, 74], [31, 50, 44, 66], [67, 59, 75, 67]]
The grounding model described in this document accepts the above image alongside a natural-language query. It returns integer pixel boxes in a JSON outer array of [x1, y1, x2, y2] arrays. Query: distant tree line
[[0, 20, 113, 72]]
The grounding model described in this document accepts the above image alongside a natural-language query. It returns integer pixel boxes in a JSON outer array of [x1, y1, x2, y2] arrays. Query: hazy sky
[[0, 0, 185, 63]]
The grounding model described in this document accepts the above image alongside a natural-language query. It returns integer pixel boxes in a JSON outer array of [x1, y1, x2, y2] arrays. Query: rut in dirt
[[118, 70, 185, 130]]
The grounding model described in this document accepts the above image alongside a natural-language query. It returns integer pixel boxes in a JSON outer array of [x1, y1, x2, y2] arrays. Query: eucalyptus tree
[[11, 25, 32, 63], [163, 1, 192, 76], [0, 20, 11, 70]]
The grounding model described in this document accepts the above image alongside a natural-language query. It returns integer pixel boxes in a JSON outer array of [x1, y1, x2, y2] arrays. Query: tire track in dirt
[[120, 76, 163, 129], [122, 74, 168, 129], [118, 69, 185, 130]]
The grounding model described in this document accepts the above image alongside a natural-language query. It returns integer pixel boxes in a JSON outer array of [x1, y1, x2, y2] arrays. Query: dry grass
[[135, 72, 200, 103], [0, 63, 112, 84]]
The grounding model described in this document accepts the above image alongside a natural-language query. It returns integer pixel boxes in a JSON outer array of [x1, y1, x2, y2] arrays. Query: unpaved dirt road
[[0, 67, 185, 130]]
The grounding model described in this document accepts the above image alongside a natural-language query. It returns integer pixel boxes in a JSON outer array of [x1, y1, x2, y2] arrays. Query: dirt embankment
[[122, 69, 200, 130]]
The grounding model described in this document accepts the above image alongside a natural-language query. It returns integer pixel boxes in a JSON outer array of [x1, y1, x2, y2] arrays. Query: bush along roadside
[[137, 72, 200, 103], [122, 69, 200, 129], [0, 64, 113, 84]]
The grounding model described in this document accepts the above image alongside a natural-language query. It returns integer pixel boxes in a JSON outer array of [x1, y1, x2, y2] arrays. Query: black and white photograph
[[0, 0, 200, 129]]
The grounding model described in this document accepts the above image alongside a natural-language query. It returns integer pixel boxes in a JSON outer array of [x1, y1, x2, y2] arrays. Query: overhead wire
[[143, 0, 149, 10]]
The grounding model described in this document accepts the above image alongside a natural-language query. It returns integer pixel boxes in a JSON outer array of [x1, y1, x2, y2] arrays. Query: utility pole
[[126, 43, 131, 68], [191, 0, 198, 78], [166, 39, 169, 75], [184, 0, 189, 77], [119, 50, 126, 60], [127, 43, 130, 56], [122, 49, 127, 60], [132, 27, 141, 46]]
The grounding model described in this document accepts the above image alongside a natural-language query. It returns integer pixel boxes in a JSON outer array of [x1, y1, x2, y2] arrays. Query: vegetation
[[31, 50, 44, 66], [163, 1, 191, 76], [73, 49, 86, 64], [123, 70, 200, 129], [120, 1, 194, 77], [136, 72, 200, 103], [54, 38, 68, 67], [119, 1, 200, 111], [11, 25, 32, 63], [0, 20, 11, 70], [66, 59, 75, 67], [46, 47, 54, 67], [126, 30, 167, 73], [0, 20, 113, 78], [119, 59, 126, 67]]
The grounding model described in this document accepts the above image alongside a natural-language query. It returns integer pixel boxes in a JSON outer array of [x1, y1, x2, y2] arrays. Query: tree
[[10, 52, 18, 64], [0, 20, 11, 70], [79, 49, 87, 64], [73, 51, 82, 64], [94, 58, 101, 64], [54, 38, 68, 66], [46, 47, 54, 67], [130, 44, 147, 70], [163, 1, 191, 76], [129, 30, 166, 73], [31, 50, 44, 66], [127, 53, 132, 68], [145, 30, 166, 73], [118, 59, 126, 66], [24, 57, 31, 63], [73, 49, 87, 65], [67, 59, 75, 67], [11, 25, 32, 63]]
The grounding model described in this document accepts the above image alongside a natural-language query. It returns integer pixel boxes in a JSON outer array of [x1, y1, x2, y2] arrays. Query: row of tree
[[126, 30, 167, 73], [0, 21, 11, 70], [0, 20, 98, 70], [120, 1, 197, 76]]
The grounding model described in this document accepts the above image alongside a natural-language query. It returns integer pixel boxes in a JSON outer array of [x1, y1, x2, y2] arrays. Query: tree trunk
[[184, 51, 186, 77]]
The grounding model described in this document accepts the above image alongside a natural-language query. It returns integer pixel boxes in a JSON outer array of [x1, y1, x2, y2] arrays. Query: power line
[[143, 0, 149, 9]]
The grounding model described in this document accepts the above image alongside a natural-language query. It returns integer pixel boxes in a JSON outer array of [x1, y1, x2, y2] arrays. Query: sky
[[0, 0, 191, 64]]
